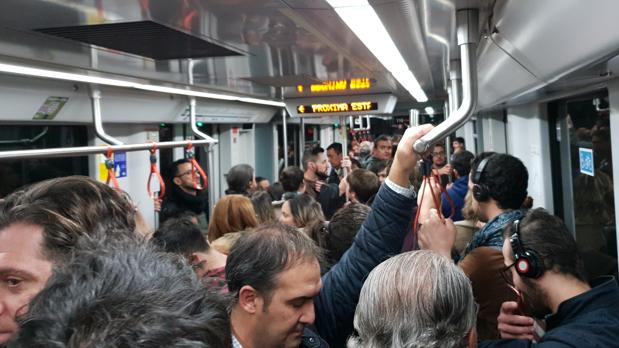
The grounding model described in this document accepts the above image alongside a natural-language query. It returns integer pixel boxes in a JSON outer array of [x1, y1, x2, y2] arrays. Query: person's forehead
[[273, 259, 322, 298], [177, 162, 192, 171], [0, 223, 51, 275], [377, 140, 390, 147]]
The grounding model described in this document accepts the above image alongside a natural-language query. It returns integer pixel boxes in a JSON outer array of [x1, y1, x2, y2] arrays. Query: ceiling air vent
[[35, 20, 242, 60]]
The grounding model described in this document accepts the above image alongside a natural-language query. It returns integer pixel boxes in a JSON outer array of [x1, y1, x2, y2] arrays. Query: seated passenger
[[0, 176, 138, 344], [441, 150, 475, 221], [420, 152, 528, 340], [280, 194, 325, 231], [7, 236, 231, 348], [225, 164, 257, 196], [308, 203, 371, 273], [233, 124, 432, 347], [208, 195, 258, 253], [152, 216, 228, 292], [479, 209, 619, 347], [345, 169, 380, 205], [349, 250, 477, 348], [303, 147, 345, 219], [160, 159, 210, 228], [251, 191, 277, 224]]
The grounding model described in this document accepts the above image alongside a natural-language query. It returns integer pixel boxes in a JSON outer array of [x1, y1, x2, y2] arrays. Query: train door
[[549, 91, 617, 281]]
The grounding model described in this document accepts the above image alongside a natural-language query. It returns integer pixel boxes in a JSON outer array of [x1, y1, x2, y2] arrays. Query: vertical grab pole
[[282, 108, 289, 168], [340, 115, 348, 177]]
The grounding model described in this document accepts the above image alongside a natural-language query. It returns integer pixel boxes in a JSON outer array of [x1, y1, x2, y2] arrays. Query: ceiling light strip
[[327, 0, 428, 102], [0, 62, 285, 108]]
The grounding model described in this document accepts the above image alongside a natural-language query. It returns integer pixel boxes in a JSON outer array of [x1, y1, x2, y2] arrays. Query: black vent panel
[[35, 20, 242, 60]]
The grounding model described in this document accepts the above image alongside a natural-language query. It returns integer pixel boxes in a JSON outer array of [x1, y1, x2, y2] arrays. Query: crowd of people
[[1, 125, 618, 347]]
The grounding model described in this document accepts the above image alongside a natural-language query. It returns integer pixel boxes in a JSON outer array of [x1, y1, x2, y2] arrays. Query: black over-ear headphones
[[472, 156, 491, 202], [509, 219, 544, 278]]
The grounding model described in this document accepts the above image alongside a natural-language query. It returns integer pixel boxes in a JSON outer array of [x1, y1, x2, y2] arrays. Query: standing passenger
[[225, 164, 257, 196], [364, 135, 391, 173], [161, 159, 210, 228], [326, 142, 343, 184], [207, 195, 258, 253], [302, 147, 344, 219], [420, 152, 529, 340], [0, 176, 138, 344]]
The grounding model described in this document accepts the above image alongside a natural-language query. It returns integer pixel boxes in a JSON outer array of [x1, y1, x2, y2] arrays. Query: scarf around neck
[[463, 209, 527, 256]]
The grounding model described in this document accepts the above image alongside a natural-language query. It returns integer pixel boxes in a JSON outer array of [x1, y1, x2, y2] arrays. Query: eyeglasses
[[175, 169, 197, 178]]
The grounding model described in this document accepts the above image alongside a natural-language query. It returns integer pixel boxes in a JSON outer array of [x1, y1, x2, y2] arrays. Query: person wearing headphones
[[419, 152, 530, 340], [478, 208, 619, 347]]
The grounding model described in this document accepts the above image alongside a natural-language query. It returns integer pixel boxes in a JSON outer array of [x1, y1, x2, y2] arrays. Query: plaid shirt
[[201, 266, 227, 293]]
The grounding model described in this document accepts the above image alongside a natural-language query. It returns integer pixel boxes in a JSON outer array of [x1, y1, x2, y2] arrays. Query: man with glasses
[[480, 208, 619, 347], [160, 159, 209, 228]]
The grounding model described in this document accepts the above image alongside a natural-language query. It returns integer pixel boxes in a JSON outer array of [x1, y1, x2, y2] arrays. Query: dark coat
[[478, 277, 619, 348], [160, 185, 209, 227], [301, 328, 329, 348], [314, 183, 416, 347]]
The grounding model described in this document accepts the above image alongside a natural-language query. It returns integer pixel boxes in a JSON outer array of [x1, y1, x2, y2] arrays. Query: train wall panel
[[605, 79, 619, 261], [505, 103, 554, 213]]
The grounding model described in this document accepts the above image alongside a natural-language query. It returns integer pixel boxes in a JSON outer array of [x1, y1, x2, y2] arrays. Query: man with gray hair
[[348, 250, 478, 348]]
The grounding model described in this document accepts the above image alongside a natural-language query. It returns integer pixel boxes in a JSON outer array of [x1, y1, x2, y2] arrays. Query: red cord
[[185, 142, 208, 190], [104, 147, 120, 190], [147, 144, 166, 199]]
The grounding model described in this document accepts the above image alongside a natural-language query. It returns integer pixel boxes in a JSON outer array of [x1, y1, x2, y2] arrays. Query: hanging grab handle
[[104, 147, 120, 190], [185, 142, 208, 190], [147, 144, 166, 200]]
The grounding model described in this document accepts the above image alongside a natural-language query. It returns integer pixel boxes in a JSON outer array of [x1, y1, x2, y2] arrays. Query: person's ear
[[173, 176, 182, 186], [238, 285, 259, 314], [349, 191, 358, 203]]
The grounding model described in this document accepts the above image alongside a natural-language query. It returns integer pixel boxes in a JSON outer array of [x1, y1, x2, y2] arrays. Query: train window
[[0, 125, 89, 198], [549, 92, 617, 282]]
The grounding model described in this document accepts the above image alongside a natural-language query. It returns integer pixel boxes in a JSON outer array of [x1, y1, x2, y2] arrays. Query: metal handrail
[[413, 9, 478, 153], [0, 139, 216, 161]]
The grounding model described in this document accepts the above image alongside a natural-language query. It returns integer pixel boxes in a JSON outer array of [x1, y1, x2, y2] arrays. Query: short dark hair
[[226, 223, 323, 306], [503, 208, 587, 282], [168, 158, 191, 179], [346, 169, 380, 204], [267, 182, 284, 202], [152, 216, 209, 256], [454, 137, 465, 145], [472, 153, 528, 209], [251, 191, 276, 224], [0, 176, 136, 263], [10, 236, 231, 348], [225, 164, 254, 195], [255, 176, 267, 184], [279, 166, 305, 193], [451, 150, 475, 177], [326, 203, 370, 263], [373, 135, 391, 148], [302, 146, 325, 170], [326, 142, 342, 155]]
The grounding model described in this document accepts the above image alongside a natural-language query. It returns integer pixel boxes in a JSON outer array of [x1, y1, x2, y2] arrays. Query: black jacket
[[160, 185, 209, 226], [479, 277, 619, 347], [314, 183, 416, 347]]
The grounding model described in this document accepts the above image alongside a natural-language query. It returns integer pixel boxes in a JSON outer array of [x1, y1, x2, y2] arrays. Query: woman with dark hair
[[224, 164, 256, 196]]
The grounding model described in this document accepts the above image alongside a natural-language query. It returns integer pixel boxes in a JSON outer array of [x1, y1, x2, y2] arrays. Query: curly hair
[[472, 153, 528, 209], [9, 235, 231, 348]]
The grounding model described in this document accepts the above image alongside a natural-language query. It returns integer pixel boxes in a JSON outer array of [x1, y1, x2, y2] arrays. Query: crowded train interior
[[0, 0, 618, 347]]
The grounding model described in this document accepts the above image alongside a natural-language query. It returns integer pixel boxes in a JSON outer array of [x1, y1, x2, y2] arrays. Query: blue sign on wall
[[114, 152, 127, 178], [579, 148, 594, 176]]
